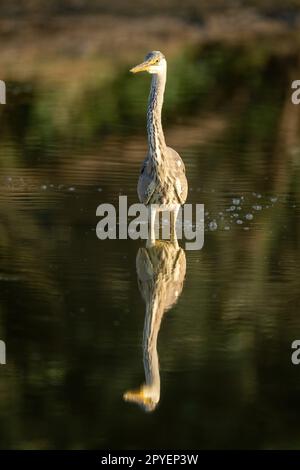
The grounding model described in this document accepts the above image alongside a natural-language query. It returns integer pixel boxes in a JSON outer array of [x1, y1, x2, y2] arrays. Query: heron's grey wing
[[163, 246, 186, 310], [136, 247, 154, 283], [136, 247, 154, 303], [137, 156, 156, 204], [167, 147, 188, 204]]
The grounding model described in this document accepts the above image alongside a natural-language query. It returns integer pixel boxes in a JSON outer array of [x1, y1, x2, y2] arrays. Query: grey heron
[[130, 51, 188, 246]]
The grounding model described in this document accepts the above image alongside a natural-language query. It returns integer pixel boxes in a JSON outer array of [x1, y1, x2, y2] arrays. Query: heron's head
[[130, 51, 166, 75], [123, 385, 159, 412]]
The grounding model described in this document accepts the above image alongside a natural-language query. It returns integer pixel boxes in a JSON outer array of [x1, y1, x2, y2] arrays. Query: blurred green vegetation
[[1, 38, 299, 165]]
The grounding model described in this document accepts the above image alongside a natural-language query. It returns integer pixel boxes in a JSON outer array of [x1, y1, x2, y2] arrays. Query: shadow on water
[[0, 38, 299, 448]]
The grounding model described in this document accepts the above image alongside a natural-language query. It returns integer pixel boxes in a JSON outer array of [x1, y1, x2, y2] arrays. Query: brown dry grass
[[1, 9, 299, 82]]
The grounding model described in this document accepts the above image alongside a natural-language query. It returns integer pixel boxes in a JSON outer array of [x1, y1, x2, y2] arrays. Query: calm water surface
[[0, 43, 299, 449]]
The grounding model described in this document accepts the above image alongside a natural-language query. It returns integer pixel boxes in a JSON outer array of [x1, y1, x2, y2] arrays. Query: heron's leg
[[147, 205, 157, 248], [171, 205, 180, 248]]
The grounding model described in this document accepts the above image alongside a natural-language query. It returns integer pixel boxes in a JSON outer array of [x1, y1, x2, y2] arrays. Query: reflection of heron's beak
[[123, 388, 157, 412], [130, 61, 151, 73]]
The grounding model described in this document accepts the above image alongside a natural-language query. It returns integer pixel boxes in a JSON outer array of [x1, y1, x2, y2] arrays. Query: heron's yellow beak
[[123, 388, 145, 402], [130, 60, 151, 73], [123, 388, 156, 411]]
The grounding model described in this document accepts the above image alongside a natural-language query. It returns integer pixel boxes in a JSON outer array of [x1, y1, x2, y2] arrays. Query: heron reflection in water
[[123, 241, 186, 412], [130, 51, 188, 246]]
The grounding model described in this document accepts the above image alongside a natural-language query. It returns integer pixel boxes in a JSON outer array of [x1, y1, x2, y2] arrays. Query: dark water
[[0, 42, 300, 449]]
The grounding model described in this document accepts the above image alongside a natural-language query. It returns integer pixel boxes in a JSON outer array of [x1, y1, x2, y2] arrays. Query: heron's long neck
[[142, 299, 163, 396], [147, 71, 167, 161]]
